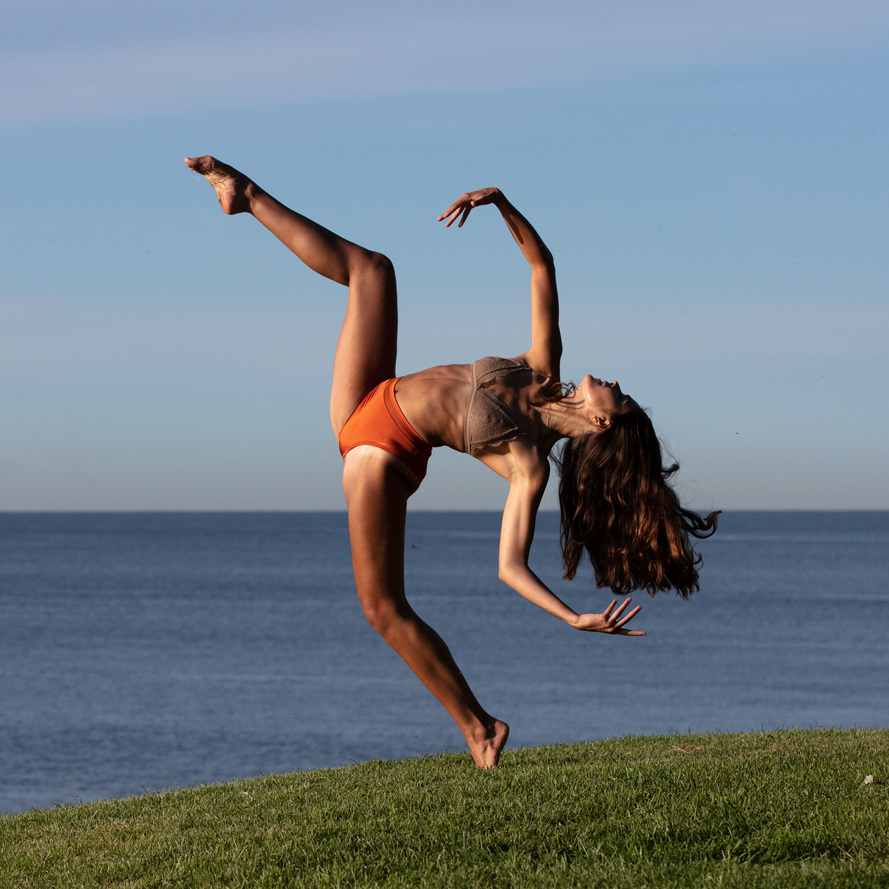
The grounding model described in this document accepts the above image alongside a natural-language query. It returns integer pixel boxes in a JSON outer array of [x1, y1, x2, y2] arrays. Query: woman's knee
[[368, 250, 395, 277], [351, 250, 395, 289], [358, 588, 408, 639], [359, 592, 394, 635]]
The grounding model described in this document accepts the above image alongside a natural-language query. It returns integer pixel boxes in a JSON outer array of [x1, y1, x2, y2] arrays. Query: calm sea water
[[1, 510, 887, 814]]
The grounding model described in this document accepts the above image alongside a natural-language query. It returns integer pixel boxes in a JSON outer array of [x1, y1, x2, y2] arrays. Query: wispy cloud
[[4, 0, 888, 123]]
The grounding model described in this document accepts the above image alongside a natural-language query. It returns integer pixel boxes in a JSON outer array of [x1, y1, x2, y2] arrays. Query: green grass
[[1, 729, 887, 888]]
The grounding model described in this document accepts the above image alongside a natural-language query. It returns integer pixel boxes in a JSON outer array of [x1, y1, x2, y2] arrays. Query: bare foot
[[184, 155, 256, 215], [469, 719, 510, 770]]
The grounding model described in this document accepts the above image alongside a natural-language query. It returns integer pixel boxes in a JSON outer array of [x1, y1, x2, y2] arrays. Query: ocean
[[1, 510, 887, 814]]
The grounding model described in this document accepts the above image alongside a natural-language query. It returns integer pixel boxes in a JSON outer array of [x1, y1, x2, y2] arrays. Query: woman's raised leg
[[185, 155, 396, 431]]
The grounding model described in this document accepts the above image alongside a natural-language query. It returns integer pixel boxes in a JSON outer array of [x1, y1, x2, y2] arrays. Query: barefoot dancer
[[185, 156, 718, 768]]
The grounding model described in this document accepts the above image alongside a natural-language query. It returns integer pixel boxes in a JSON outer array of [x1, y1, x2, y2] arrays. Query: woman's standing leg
[[186, 156, 508, 766], [343, 451, 509, 768]]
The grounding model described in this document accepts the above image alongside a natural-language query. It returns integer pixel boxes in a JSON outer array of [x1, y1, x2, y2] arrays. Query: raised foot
[[469, 719, 510, 770], [184, 155, 254, 215]]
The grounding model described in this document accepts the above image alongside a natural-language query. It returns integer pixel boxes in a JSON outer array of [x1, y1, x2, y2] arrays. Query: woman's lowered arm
[[497, 451, 645, 636]]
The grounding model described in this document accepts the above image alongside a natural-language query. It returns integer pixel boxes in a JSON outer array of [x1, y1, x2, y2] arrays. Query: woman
[[185, 156, 718, 769]]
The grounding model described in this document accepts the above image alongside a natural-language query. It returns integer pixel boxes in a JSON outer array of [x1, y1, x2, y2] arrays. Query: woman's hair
[[556, 408, 719, 597]]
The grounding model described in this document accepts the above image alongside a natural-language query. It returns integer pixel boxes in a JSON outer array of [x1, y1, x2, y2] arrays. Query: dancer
[[185, 156, 718, 768]]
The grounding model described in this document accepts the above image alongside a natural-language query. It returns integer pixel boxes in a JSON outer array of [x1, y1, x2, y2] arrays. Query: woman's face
[[581, 375, 635, 428]]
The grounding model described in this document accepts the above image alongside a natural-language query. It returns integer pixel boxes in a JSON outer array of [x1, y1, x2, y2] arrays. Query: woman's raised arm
[[438, 188, 561, 378]]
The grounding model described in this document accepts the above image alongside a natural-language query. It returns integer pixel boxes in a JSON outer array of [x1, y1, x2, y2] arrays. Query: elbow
[[531, 248, 555, 271], [498, 560, 522, 588]]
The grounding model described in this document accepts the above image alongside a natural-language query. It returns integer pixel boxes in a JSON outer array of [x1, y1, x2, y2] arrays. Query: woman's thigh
[[330, 253, 399, 436], [342, 449, 413, 616]]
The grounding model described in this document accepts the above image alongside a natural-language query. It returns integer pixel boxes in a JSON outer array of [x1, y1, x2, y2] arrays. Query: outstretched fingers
[[437, 200, 472, 228], [604, 597, 646, 636], [574, 598, 646, 635], [438, 188, 500, 228]]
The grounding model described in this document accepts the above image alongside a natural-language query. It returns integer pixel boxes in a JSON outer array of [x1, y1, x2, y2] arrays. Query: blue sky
[[3, 0, 887, 510]]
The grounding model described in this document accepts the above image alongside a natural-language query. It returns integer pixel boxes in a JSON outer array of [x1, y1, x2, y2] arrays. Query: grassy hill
[[1, 728, 886, 888]]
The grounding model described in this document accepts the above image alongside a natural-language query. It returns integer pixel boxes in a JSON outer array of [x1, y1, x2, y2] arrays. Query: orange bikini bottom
[[338, 377, 432, 483]]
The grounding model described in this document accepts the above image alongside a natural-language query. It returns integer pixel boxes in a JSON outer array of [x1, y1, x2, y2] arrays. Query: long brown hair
[[556, 409, 719, 597]]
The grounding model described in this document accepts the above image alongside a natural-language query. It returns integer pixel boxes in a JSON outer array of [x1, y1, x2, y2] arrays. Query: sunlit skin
[[579, 376, 637, 429], [185, 157, 644, 769]]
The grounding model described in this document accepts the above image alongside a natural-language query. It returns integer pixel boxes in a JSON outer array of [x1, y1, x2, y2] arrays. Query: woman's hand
[[572, 598, 646, 636], [438, 188, 502, 228]]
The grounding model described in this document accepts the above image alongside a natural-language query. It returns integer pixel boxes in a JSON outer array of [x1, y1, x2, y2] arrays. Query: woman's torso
[[394, 357, 558, 456]]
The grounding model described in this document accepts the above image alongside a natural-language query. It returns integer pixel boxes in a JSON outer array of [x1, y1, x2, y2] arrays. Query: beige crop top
[[463, 356, 531, 454]]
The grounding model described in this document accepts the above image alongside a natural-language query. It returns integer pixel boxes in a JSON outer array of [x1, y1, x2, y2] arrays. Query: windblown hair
[[556, 409, 719, 597]]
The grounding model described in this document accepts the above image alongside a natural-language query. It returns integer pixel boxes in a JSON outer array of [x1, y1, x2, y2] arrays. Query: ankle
[[466, 718, 509, 769], [243, 181, 272, 214]]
